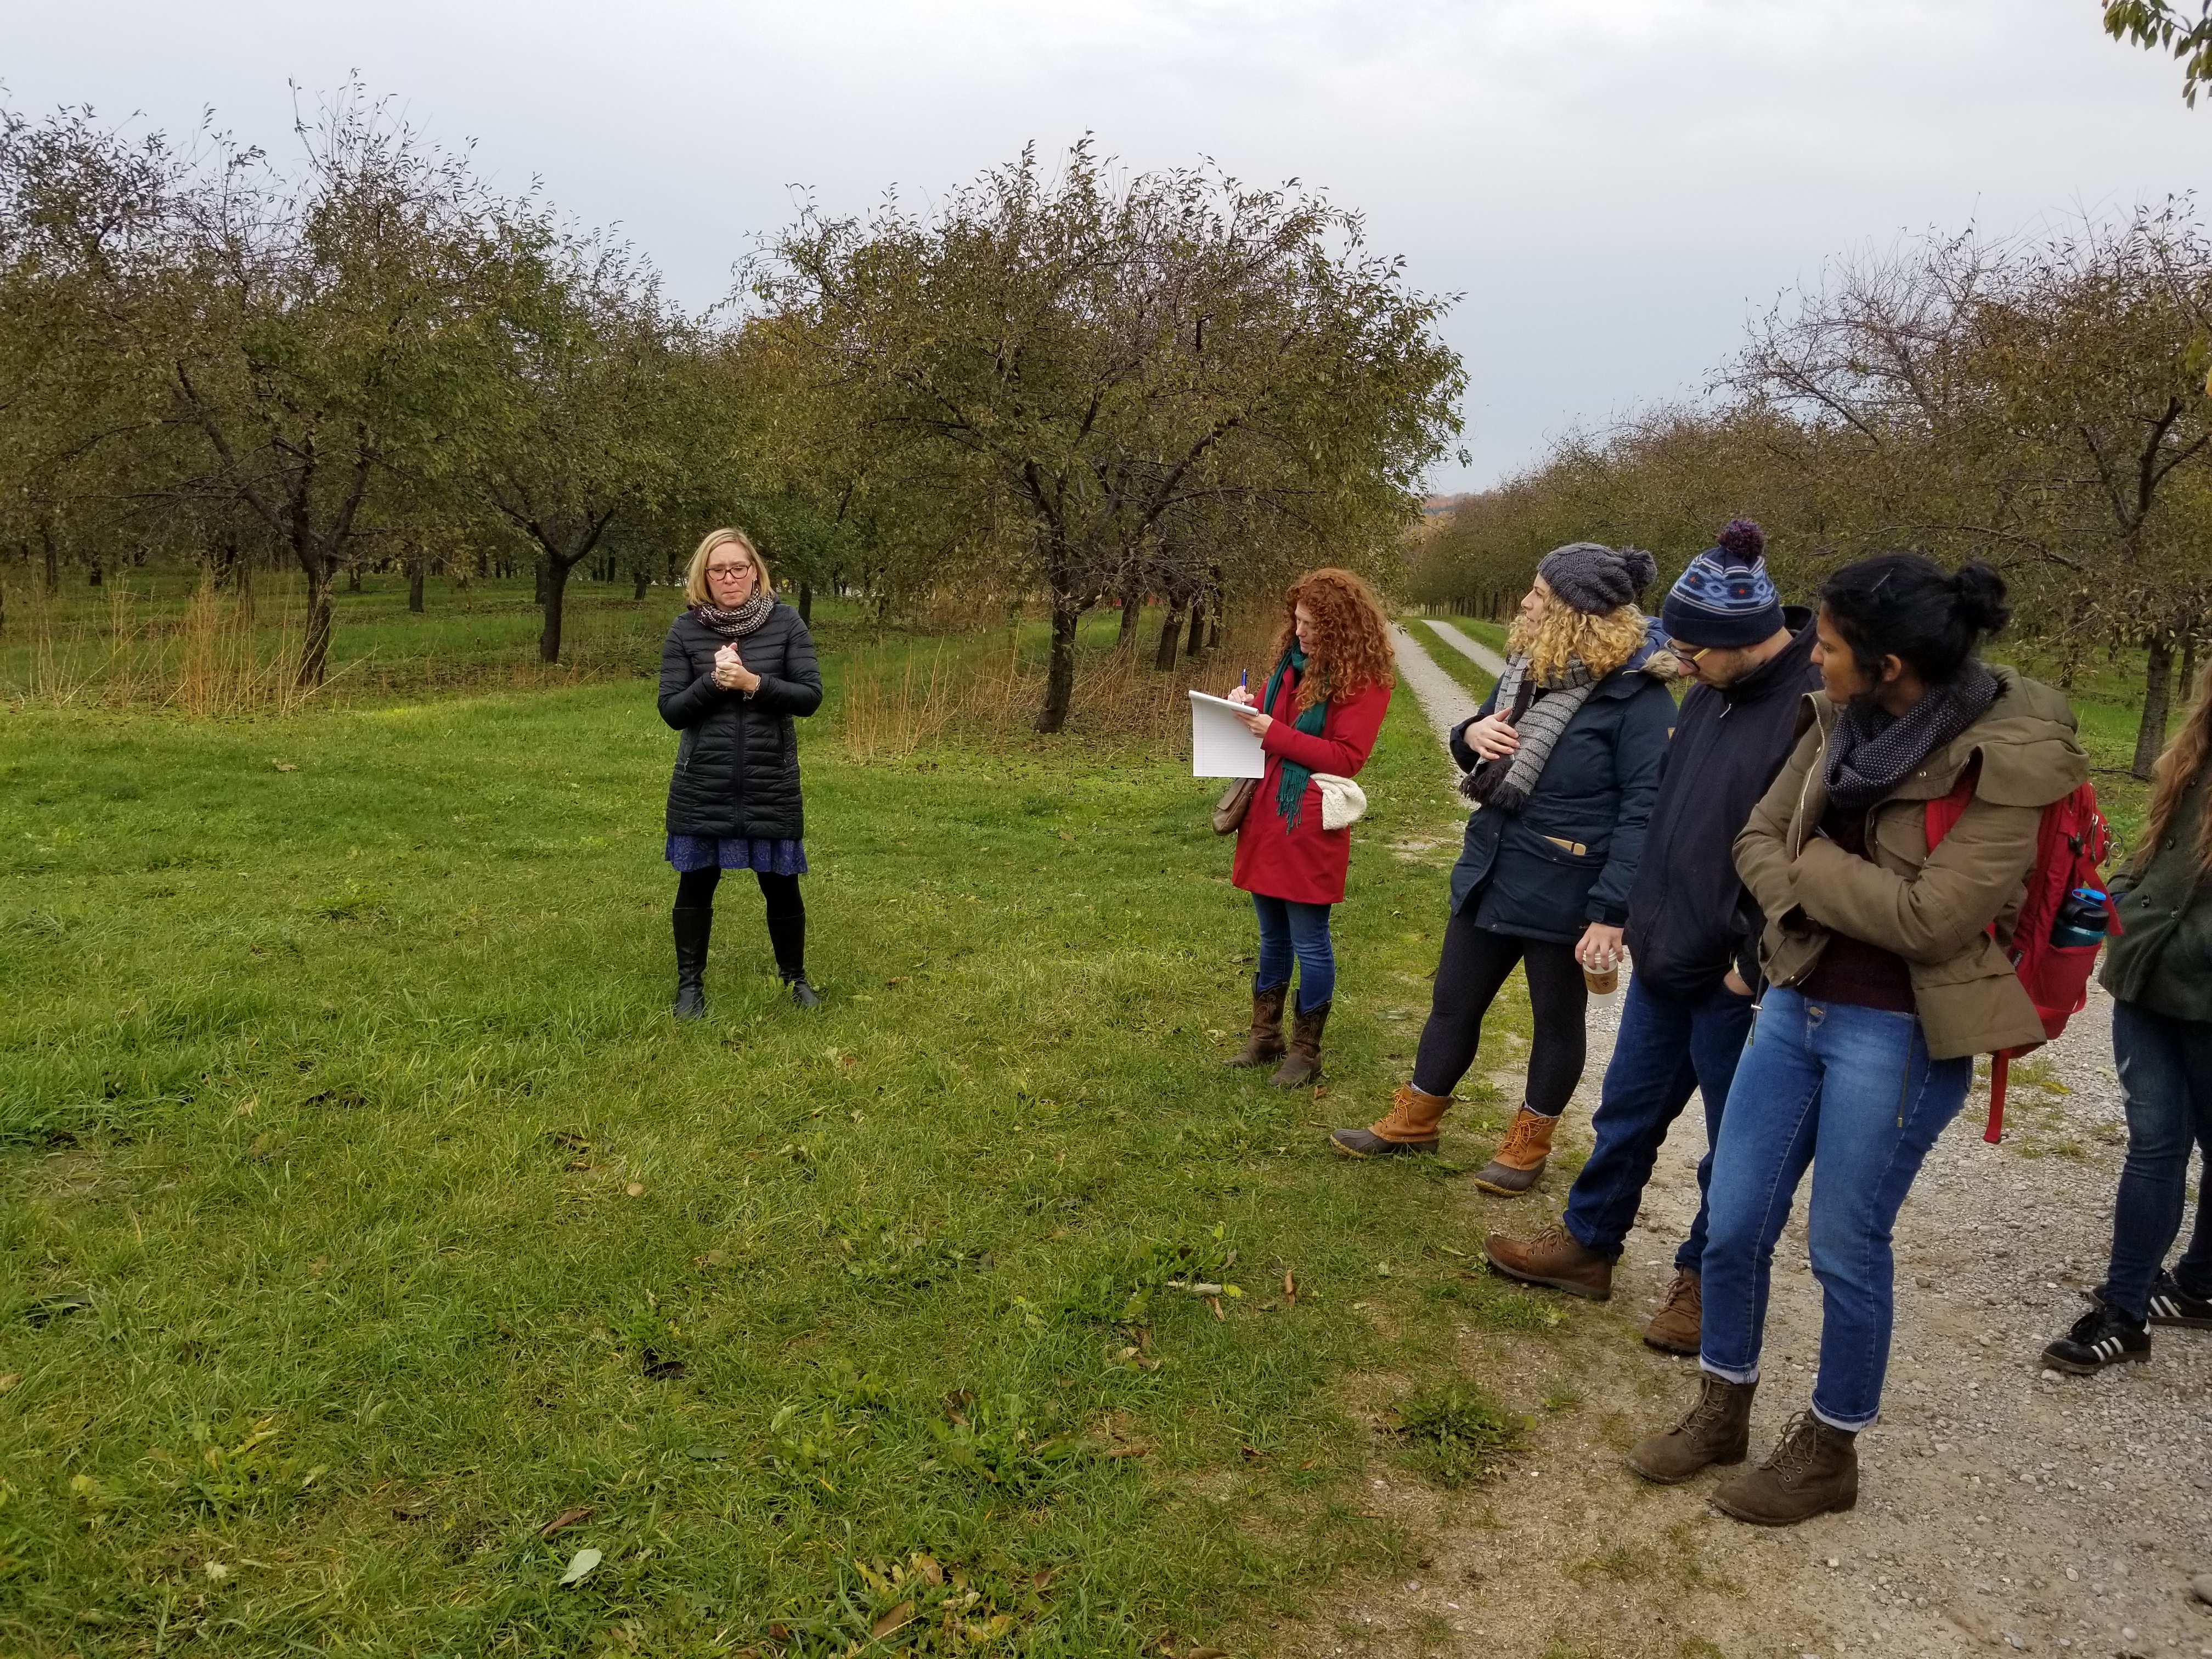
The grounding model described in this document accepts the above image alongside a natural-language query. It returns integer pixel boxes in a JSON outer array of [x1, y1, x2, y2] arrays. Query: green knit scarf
[[1263, 646, 1331, 831]]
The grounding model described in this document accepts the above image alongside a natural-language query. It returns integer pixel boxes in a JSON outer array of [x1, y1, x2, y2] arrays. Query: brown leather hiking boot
[[1711, 1410, 1858, 1526], [1226, 984, 1288, 1069], [1269, 1000, 1330, 1088], [1330, 1084, 1452, 1156], [1483, 1224, 1612, 1300], [1627, 1373, 1754, 1484], [1472, 1105, 1558, 1195], [1643, 1268, 1702, 1356]]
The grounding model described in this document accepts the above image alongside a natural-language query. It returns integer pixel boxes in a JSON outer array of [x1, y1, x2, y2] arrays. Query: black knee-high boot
[[758, 872, 818, 1008], [673, 866, 720, 1020]]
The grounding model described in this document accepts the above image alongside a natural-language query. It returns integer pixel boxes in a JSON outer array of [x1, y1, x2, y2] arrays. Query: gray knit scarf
[[691, 589, 774, 639], [1459, 654, 1599, 813], [1823, 662, 1998, 813]]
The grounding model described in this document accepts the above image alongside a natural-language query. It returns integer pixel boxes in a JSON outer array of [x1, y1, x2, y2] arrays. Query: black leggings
[[1410, 907, 1586, 1115], [675, 867, 806, 978]]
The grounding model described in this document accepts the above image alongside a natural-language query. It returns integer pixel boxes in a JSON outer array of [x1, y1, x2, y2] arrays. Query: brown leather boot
[[1330, 1084, 1452, 1156], [1226, 983, 1288, 1068], [1627, 1372, 1754, 1484], [1472, 1105, 1558, 1195], [1268, 1000, 1329, 1088], [1711, 1410, 1858, 1526], [1643, 1268, 1702, 1356], [1482, 1223, 1612, 1300]]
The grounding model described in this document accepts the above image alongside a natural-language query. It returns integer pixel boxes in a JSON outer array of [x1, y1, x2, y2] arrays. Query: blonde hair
[[2143, 660, 2212, 876], [1508, 590, 1650, 683], [683, 528, 772, 607]]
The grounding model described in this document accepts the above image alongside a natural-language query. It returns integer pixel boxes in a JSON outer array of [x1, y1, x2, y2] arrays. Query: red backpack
[[1925, 763, 2112, 1142]]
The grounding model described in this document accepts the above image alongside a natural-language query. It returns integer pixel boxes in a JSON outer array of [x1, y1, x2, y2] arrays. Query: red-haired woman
[[1221, 568, 1396, 1087], [2042, 663, 2212, 1373]]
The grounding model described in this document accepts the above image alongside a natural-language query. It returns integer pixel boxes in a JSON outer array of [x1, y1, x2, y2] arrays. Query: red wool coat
[[1230, 669, 1392, 905]]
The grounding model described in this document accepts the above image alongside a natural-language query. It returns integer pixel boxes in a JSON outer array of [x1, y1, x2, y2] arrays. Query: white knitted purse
[[1312, 773, 1368, 831]]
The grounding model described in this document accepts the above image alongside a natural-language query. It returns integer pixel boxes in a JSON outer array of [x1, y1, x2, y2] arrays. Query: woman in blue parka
[[1331, 543, 1677, 1192]]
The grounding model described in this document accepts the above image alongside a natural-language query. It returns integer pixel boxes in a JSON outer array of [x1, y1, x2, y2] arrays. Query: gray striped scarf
[[1459, 654, 1599, 813]]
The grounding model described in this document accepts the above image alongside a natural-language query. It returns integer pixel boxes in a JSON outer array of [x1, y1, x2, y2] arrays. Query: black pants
[[1411, 906, 1586, 1115], [676, 866, 806, 980]]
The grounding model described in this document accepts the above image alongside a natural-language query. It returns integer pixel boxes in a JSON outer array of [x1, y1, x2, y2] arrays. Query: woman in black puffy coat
[[658, 527, 824, 1016]]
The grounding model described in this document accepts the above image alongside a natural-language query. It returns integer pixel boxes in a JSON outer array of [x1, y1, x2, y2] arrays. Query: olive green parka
[[1733, 666, 2090, 1060], [2102, 769, 2212, 1023]]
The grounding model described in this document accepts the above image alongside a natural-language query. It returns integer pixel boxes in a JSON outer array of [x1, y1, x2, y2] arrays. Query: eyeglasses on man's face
[[1666, 638, 1716, 663]]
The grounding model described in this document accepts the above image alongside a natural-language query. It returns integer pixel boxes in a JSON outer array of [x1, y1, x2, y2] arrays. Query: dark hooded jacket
[[1446, 629, 1678, 943], [1623, 607, 1821, 998], [658, 603, 823, 840]]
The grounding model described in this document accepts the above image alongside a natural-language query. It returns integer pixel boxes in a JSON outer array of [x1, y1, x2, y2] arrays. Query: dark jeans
[[676, 866, 805, 978], [1252, 894, 1335, 1013], [2101, 998, 2212, 1318], [1699, 988, 1971, 1431], [1562, 971, 1755, 1269], [1411, 907, 1584, 1114]]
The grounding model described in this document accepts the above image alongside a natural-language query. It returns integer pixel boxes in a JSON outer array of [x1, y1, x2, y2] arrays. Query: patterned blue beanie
[[1660, 520, 1784, 649]]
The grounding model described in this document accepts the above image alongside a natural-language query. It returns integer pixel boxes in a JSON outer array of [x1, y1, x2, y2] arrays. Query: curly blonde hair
[[1508, 590, 1650, 684], [2143, 659, 2212, 874], [1269, 568, 1396, 709]]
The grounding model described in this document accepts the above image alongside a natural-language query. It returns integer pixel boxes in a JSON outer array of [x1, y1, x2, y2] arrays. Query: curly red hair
[[1268, 568, 1396, 709]]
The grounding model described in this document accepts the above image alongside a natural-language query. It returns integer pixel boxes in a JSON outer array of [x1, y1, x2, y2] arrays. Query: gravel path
[[1420, 618, 1510, 678], [1390, 623, 1480, 749], [1316, 630, 2212, 1659]]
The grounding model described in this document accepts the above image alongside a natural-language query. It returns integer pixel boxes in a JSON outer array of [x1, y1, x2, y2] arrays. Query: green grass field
[[0, 667, 1567, 1657]]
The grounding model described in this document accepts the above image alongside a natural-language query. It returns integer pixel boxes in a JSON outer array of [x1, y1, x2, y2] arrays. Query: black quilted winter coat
[[658, 604, 823, 840]]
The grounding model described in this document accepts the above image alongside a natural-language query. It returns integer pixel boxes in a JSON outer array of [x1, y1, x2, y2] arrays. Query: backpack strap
[[1922, 757, 1982, 851]]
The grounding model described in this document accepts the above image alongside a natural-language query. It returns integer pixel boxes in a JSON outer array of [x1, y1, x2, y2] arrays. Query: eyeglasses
[[1666, 639, 1716, 663], [707, 563, 754, 580]]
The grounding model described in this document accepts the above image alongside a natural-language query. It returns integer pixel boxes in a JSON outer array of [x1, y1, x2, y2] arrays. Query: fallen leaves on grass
[[536, 1506, 592, 1539], [557, 1547, 602, 1587]]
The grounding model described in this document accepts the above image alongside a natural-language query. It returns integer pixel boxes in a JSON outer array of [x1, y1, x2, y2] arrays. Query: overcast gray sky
[[8, 1, 2209, 489]]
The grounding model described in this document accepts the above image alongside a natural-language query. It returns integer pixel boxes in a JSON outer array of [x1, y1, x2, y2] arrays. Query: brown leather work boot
[[1226, 983, 1288, 1069], [1472, 1105, 1558, 1195], [1330, 1084, 1453, 1156], [1627, 1373, 1754, 1484], [1482, 1224, 1612, 1300], [1711, 1410, 1858, 1526], [1268, 1000, 1330, 1088], [1643, 1268, 1702, 1356]]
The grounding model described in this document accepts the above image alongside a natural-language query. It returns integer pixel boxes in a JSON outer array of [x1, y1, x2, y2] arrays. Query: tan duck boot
[[1472, 1104, 1558, 1195], [1226, 983, 1288, 1069], [1710, 1410, 1858, 1526], [1482, 1223, 1612, 1300], [1330, 1083, 1453, 1156], [1268, 1000, 1330, 1088], [1643, 1268, 1702, 1356], [1627, 1372, 1754, 1484]]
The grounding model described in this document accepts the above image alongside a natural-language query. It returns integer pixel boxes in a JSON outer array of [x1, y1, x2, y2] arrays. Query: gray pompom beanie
[[1536, 542, 1658, 615]]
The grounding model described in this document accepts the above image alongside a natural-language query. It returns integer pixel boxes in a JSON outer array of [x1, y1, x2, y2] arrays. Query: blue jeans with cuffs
[[1697, 986, 1971, 1431], [1251, 894, 1335, 1014]]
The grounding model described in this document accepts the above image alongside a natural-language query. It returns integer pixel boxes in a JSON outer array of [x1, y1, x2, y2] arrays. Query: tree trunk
[[633, 560, 648, 601], [1117, 588, 1142, 647], [87, 555, 102, 588], [347, 561, 362, 593], [408, 554, 426, 615], [798, 580, 814, 624], [298, 559, 334, 689], [1036, 595, 1083, 733], [2182, 629, 2202, 710], [2134, 636, 2176, 780], [1184, 593, 1206, 658], [540, 557, 572, 664], [1153, 600, 1184, 672], [42, 527, 59, 594]]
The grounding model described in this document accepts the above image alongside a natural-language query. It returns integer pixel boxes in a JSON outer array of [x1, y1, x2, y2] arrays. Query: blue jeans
[[1562, 972, 1755, 1270], [1252, 894, 1335, 1013], [1699, 988, 1971, 1431], [2101, 998, 2212, 1318]]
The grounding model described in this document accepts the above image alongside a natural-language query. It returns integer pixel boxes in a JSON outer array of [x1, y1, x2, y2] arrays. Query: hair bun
[[1951, 561, 2012, 635], [1716, 518, 1765, 560]]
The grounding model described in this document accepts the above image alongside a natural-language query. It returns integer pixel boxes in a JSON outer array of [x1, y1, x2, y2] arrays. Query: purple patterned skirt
[[665, 835, 809, 877]]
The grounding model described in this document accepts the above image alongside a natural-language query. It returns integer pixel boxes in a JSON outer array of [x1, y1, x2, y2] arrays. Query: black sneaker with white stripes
[[2042, 1305, 2151, 1375], [2147, 1269, 2212, 1330], [2083, 1268, 2212, 1330]]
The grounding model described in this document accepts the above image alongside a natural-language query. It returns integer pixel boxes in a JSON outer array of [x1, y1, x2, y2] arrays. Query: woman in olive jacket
[[2041, 666, 2212, 1373], [658, 528, 823, 1017], [1626, 555, 2086, 1527]]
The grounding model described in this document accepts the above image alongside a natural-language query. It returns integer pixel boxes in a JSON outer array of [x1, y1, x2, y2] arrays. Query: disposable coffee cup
[[1582, 963, 1619, 997]]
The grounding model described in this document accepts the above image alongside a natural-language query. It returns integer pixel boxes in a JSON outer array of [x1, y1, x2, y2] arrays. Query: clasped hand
[[1224, 682, 1271, 737], [713, 644, 761, 695]]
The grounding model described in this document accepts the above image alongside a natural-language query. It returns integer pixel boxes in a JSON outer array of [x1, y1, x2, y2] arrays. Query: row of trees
[[2, 96, 1464, 729], [1412, 207, 2212, 775]]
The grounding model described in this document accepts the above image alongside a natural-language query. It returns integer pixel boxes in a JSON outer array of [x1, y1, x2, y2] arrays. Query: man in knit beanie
[[1485, 519, 1823, 1356]]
